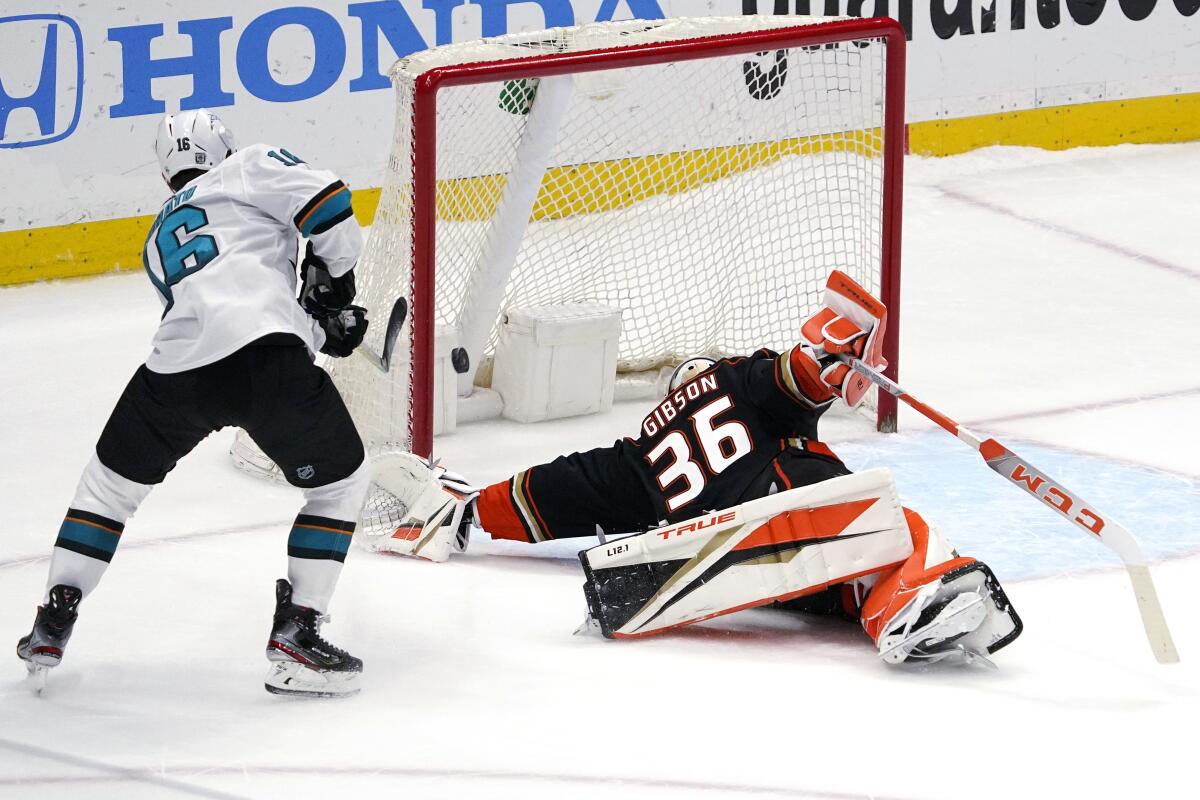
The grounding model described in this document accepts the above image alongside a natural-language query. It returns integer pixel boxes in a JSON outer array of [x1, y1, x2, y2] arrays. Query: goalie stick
[[842, 356, 1180, 664], [356, 297, 407, 373]]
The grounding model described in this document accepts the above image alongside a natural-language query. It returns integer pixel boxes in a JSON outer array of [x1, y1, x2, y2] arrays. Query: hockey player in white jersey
[[16, 110, 372, 697]]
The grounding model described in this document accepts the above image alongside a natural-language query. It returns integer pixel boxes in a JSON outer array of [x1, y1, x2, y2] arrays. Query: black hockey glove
[[300, 242, 356, 319], [318, 305, 369, 358]]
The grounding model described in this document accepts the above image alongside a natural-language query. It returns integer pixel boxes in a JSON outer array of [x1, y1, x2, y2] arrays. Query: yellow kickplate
[[4, 91, 1197, 287], [909, 91, 1200, 157]]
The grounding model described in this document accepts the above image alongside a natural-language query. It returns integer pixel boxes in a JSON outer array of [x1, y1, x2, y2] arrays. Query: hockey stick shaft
[[844, 357, 1179, 664], [357, 343, 386, 372]]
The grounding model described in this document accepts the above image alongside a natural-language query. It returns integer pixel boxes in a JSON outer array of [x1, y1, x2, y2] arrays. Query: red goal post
[[338, 15, 905, 460]]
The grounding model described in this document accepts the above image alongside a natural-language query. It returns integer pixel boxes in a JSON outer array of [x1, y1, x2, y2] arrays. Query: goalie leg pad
[[579, 468, 913, 639]]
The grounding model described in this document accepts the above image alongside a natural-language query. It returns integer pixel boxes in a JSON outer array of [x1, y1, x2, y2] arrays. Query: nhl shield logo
[[296, 465, 315, 480]]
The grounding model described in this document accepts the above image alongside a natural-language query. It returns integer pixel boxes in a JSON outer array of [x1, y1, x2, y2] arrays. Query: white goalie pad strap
[[364, 452, 473, 562], [920, 520, 957, 569], [581, 469, 913, 638]]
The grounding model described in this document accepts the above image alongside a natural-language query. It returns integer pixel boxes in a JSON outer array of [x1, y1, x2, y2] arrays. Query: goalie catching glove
[[363, 452, 478, 562], [800, 270, 888, 408]]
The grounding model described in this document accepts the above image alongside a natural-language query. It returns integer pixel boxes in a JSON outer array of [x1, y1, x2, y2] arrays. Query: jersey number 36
[[645, 395, 752, 512]]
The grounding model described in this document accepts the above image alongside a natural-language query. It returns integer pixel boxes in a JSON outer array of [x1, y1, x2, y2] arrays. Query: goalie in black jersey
[[373, 272, 1023, 666]]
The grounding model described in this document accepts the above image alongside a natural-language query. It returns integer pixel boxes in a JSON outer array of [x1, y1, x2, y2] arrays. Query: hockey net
[[233, 15, 905, 533]]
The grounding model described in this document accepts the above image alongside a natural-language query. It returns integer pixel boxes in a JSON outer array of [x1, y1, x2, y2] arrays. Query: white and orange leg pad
[[579, 468, 912, 639], [860, 510, 1023, 666], [360, 452, 477, 562]]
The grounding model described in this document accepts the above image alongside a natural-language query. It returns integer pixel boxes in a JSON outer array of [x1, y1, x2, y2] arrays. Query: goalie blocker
[[579, 469, 1022, 665]]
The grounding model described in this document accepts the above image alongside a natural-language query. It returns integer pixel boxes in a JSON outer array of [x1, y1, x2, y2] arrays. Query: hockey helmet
[[668, 356, 716, 393], [155, 109, 235, 186]]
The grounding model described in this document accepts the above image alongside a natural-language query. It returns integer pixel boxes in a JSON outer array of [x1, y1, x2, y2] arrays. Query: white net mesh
[[330, 15, 895, 497]]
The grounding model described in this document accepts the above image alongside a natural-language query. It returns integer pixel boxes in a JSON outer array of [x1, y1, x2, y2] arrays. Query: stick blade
[[1126, 564, 1181, 664], [379, 297, 408, 372]]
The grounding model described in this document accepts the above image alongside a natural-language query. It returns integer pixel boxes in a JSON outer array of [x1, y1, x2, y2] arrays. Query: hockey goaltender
[[369, 271, 1023, 668]]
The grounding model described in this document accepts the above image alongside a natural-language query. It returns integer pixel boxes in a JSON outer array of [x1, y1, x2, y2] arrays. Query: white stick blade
[[1126, 564, 1180, 664]]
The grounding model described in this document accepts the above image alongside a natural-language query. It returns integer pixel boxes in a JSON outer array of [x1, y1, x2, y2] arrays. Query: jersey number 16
[[149, 205, 219, 306]]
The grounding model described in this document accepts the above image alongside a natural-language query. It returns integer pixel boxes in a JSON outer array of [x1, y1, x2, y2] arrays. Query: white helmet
[[668, 356, 716, 393], [154, 109, 235, 187]]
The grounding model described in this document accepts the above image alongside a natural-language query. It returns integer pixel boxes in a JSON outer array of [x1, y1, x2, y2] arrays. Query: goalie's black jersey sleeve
[[476, 347, 850, 542]]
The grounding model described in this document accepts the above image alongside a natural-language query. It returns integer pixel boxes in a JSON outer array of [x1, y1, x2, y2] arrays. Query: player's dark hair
[[168, 168, 206, 193]]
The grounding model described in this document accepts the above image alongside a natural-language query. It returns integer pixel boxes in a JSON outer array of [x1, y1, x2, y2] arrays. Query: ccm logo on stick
[[1008, 465, 1105, 536]]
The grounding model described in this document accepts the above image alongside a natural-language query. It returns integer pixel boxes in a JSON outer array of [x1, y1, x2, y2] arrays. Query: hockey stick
[[843, 356, 1180, 664], [356, 297, 407, 374]]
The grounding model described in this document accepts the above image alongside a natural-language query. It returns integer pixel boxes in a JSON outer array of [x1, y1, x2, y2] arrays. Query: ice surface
[[1, 143, 1198, 799]]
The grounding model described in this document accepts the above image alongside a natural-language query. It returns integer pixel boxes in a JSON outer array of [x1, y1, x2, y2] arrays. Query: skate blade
[[955, 645, 999, 671], [879, 592, 989, 665], [264, 661, 360, 699], [23, 661, 49, 696], [573, 614, 602, 637]]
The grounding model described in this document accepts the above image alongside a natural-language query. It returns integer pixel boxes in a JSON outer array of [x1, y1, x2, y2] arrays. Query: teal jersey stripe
[[299, 187, 352, 236], [288, 526, 352, 555], [56, 519, 121, 555]]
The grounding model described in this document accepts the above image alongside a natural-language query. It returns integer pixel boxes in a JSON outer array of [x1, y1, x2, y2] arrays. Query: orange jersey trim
[[477, 481, 532, 543], [772, 459, 793, 491], [804, 440, 840, 461]]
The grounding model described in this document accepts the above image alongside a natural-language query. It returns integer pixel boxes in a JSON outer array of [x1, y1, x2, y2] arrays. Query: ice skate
[[264, 579, 362, 698], [877, 588, 990, 666], [876, 562, 1020, 667], [16, 584, 82, 695]]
